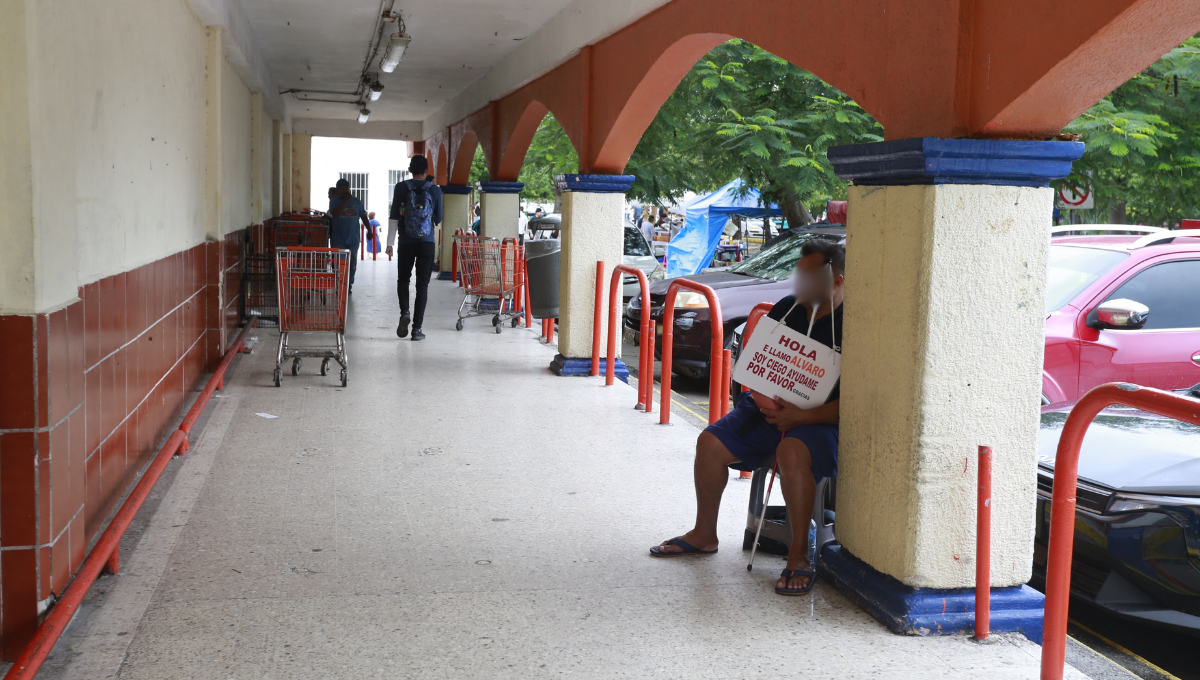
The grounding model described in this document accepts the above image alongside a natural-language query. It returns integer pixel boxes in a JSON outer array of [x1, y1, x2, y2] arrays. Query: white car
[[623, 221, 666, 299]]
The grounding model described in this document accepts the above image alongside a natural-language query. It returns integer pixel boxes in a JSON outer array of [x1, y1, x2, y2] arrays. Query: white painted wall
[[310, 137, 411, 220]]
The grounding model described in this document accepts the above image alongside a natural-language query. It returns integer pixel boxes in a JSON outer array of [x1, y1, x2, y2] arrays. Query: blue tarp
[[667, 179, 781, 277]]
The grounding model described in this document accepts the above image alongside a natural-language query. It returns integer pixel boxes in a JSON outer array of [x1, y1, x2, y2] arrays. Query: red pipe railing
[[4, 320, 256, 680], [522, 255, 532, 328], [975, 444, 992, 641], [659, 280, 723, 425], [720, 349, 732, 418], [739, 303, 775, 395], [1040, 382, 1200, 679], [608, 264, 653, 410]]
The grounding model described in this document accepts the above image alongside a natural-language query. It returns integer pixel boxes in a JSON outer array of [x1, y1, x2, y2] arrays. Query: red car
[[1044, 228, 1200, 403]]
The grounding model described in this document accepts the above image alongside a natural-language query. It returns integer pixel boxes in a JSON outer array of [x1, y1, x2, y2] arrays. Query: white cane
[[747, 461, 779, 572]]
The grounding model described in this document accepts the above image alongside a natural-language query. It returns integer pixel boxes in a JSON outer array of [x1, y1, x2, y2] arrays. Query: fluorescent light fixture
[[357, 108, 371, 124], [369, 82, 384, 101], [380, 32, 411, 73]]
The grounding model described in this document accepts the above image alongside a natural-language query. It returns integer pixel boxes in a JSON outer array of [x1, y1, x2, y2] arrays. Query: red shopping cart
[[454, 235, 524, 333], [274, 246, 350, 386]]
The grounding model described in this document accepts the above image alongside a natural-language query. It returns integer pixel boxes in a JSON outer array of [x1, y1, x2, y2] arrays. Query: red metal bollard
[[103, 547, 119, 576], [592, 261, 604, 376], [659, 280, 723, 425], [607, 265, 652, 407], [1040, 383, 1200, 679], [975, 445, 992, 641]]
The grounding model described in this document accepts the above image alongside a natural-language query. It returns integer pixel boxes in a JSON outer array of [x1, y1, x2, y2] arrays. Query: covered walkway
[[31, 261, 1084, 679]]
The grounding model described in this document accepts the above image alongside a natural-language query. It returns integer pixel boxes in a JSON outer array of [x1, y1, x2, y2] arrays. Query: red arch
[[435, 143, 448, 185], [449, 130, 480, 185], [592, 33, 729, 174], [495, 101, 550, 182]]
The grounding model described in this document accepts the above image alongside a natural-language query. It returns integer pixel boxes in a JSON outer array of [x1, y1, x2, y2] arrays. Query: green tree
[[516, 113, 579, 206], [1059, 35, 1200, 226]]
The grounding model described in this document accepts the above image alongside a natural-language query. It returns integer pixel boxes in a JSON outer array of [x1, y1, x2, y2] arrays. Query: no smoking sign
[[1055, 180, 1094, 210]]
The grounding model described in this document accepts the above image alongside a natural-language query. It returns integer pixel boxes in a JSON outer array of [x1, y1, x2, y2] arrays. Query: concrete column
[[281, 133, 293, 212], [549, 175, 635, 375], [203, 27, 223, 240], [478, 182, 523, 241], [271, 120, 282, 217], [439, 186, 471, 277], [250, 93, 264, 225], [816, 137, 1083, 640], [290, 133, 312, 211]]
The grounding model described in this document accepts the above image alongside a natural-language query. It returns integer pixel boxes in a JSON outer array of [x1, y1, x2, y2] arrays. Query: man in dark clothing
[[650, 239, 845, 598], [386, 154, 443, 342], [328, 179, 373, 294]]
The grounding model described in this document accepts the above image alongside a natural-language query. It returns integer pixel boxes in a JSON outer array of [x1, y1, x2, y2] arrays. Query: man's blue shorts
[[705, 392, 838, 479]]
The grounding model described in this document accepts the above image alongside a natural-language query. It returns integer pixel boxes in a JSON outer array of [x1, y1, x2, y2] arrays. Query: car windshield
[[729, 232, 834, 281], [624, 224, 652, 256], [1046, 246, 1128, 312]]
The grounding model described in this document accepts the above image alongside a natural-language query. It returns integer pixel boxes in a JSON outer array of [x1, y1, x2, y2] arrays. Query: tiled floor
[[33, 257, 1091, 679]]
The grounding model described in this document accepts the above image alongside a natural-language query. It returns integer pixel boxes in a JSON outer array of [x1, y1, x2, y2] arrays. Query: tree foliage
[[1059, 36, 1200, 225]]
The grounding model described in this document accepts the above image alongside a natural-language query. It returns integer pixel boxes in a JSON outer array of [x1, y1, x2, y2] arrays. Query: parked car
[[1031, 386, 1200, 635], [625, 225, 846, 379], [527, 215, 663, 300], [1044, 229, 1200, 402]]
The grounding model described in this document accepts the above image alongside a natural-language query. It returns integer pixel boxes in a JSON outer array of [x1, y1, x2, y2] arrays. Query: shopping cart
[[454, 235, 524, 334], [274, 247, 350, 387]]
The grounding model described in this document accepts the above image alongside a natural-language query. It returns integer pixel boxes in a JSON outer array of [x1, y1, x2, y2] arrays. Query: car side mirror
[[1087, 298, 1150, 330]]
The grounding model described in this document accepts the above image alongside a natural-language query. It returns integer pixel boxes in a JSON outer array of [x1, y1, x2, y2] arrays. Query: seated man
[[651, 238, 845, 597]]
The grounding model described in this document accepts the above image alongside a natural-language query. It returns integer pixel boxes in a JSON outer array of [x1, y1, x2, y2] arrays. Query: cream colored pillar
[[281, 133, 293, 212], [271, 120, 283, 217], [814, 138, 1082, 640], [0, 0, 36, 313], [555, 189, 625, 363], [478, 183, 522, 241], [250, 92, 265, 224], [290, 133, 312, 211], [439, 188, 470, 276]]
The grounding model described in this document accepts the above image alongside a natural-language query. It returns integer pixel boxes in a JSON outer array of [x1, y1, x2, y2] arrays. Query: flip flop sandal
[[649, 536, 718, 558], [775, 568, 815, 595]]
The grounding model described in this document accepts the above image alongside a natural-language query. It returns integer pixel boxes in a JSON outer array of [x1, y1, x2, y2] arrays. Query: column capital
[[554, 174, 635, 193], [828, 137, 1083, 188], [440, 184, 472, 195], [477, 181, 524, 194]]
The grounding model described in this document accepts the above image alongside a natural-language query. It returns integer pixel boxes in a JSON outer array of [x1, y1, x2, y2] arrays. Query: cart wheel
[[511, 317, 520, 327], [340, 369, 348, 387], [291, 358, 301, 375], [273, 368, 282, 387], [494, 324, 502, 335], [492, 314, 502, 326], [320, 358, 330, 376], [455, 319, 464, 331]]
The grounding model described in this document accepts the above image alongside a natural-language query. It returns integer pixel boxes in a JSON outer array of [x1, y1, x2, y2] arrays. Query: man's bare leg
[[774, 437, 817, 591], [654, 431, 738, 554]]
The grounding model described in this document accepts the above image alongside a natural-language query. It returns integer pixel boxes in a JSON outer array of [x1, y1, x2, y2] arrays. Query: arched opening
[[449, 130, 480, 186], [495, 101, 551, 181], [621, 38, 882, 237], [510, 110, 580, 215], [435, 143, 448, 185]]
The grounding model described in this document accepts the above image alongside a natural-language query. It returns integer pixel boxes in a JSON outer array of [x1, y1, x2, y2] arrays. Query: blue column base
[[549, 354, 629, 383], [437, 272, 453, 280], [817, 544, 1045, 643]]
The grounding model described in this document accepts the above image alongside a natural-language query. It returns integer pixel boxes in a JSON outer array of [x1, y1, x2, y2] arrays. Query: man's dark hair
[[335, 178, 350, 188], [409, 154, 429, 175], [800, 238, 845, 277]]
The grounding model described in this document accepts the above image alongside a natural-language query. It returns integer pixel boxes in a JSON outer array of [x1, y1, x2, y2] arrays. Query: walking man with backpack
[[386, 154, 443, 341]]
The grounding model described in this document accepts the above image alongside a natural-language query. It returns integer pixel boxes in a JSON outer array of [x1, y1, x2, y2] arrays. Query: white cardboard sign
[[732, 319, 840, 409]]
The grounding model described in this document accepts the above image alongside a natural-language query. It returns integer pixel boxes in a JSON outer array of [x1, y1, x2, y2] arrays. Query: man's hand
[[762, 399, 810, 432], [385, 246, 394, 257]]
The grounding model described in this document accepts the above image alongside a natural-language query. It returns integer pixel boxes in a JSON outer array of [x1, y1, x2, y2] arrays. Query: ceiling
[[244, 0, 579, 123]]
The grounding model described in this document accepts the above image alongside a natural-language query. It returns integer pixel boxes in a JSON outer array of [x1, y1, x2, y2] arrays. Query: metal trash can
[[524, 239, 561, 318]]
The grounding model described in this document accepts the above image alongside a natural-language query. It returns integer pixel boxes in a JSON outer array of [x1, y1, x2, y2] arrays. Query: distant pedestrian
[[386, 154, 443, 342], [368, 211, 382, 254], [328, 179, 373, 294], [518, 206, 529, 244], [471, 204, 481, 233]]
